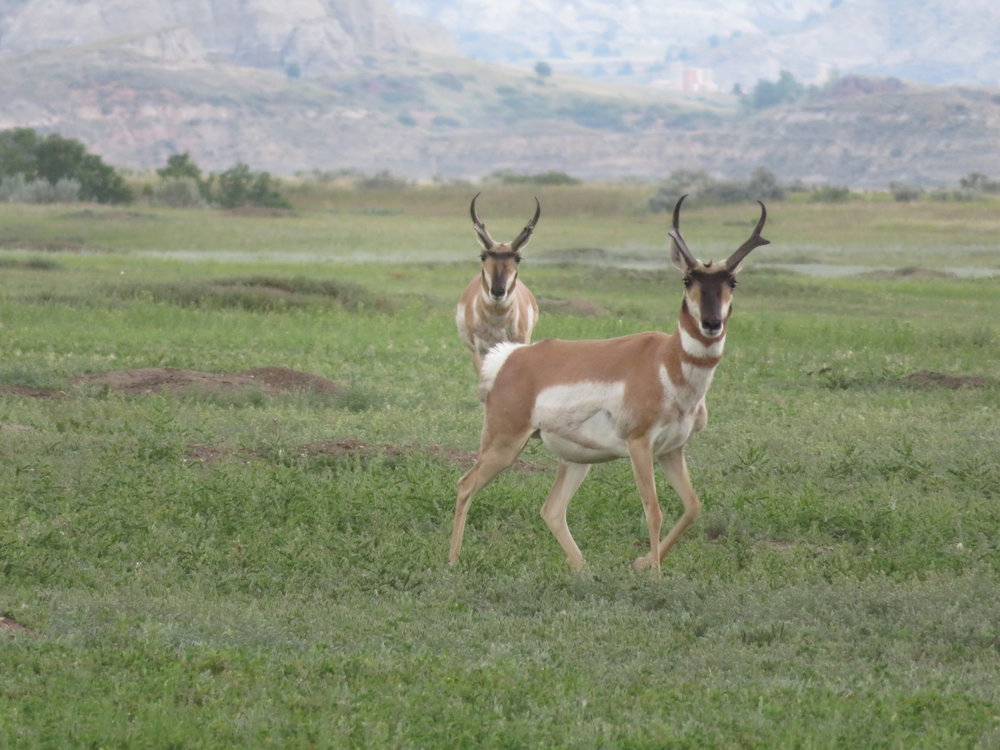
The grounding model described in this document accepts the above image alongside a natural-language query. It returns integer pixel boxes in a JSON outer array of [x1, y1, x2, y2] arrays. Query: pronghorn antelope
[[449, 195, 769, 574], [455, 194, 541, 373]]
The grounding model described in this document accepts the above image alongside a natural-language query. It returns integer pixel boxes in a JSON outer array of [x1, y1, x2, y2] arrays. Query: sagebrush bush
[[0, 173, 80, 203], [153, 177, 206, 208]]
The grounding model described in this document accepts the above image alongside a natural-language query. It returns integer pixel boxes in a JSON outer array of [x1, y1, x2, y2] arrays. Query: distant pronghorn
[[455, 194, 541, 373], [449, 195, 769, 574]]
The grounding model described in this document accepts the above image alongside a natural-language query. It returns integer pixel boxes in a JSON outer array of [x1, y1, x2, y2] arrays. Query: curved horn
[[667, 194, 699, 269], [511, 197, 541, 252], [470, 192, 495, 250], [724, 200, 769, 272]]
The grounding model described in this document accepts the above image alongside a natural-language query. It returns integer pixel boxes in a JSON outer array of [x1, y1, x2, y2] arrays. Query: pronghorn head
[[668, 194, 769, 339], [470, 193, 541, 303]]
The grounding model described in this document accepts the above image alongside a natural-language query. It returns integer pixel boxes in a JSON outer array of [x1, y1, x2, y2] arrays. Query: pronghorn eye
[[729, 278, 738, 289], [480, 253, 487, 262], [682, 276, 693, 288], [515, 256, 522, 264]]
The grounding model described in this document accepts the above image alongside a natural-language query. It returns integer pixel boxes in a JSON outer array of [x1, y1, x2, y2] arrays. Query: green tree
[[749, 70, 804, 110], [213, 162, 290, 209], [157, 152, 203, 182], [0, 128, 133, 203], [157, 152, 212, 202], [0, 128, 41, 176]]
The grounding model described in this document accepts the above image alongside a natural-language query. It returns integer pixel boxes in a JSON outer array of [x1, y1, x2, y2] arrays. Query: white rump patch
[[479, 342, 525, 399]]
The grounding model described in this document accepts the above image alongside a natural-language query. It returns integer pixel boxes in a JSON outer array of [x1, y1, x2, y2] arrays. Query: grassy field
[[1, 189, 998, 748]]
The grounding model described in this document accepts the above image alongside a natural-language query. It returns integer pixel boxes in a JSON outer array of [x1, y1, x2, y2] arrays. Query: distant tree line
[[742, 71, 907, 112], [649, 167, 786, 211], [0, 129, 291, 210], [649, 167, 1000, 210]]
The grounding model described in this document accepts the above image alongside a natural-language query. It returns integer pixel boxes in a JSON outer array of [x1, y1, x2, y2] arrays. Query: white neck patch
[[680, 328, 726, 359]]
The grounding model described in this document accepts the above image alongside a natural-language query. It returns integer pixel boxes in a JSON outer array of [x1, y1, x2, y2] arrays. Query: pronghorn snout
[[701, 318, 723, 336], [490, 284, 507, 299]]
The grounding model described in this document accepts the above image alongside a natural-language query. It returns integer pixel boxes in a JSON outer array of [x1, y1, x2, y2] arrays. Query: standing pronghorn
[[456, 194, 541, 373], [449, 195, 769, 574]]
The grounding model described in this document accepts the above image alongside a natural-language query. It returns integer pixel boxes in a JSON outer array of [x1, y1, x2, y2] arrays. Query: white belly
[[532, 381, 698, 464]]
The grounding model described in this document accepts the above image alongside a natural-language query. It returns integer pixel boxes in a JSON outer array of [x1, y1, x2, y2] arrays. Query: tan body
[[456, 275, 539, 373], [449, 196, 769, 574], [456, 194, 541, 373]]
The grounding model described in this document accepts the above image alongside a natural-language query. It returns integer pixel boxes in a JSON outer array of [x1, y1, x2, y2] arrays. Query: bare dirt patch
[[0, 385, 65, 399], [72, 366, 342, 396], [1, 614, 37, 637], [904, 370, 994, 389]]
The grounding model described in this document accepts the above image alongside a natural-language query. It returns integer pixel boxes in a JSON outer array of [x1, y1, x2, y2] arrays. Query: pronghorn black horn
[[668, 194, 698, 269], [470, 192, 495, 250], [511, 197, 541, 252], [725, 201, 769, 272]]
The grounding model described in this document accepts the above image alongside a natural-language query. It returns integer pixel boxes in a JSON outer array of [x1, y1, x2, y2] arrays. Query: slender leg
[[449, 429, 534, 565], [539, 460, 591, 571], [653, 448, 701, 563], [626, 438, 663, 576]]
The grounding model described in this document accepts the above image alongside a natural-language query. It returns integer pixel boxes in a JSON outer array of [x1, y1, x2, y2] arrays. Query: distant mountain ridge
[[389, 0, 1000, 89], [0, 0, 417, 76], [1, 0, 1000, 188]]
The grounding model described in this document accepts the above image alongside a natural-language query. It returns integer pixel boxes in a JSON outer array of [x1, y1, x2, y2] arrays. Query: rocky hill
[[1, 0, 999, 188], [390, 0, 1000, 90], [0, 0, 420, 76]]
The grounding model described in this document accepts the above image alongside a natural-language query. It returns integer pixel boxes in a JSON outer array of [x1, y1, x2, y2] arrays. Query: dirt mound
[[904, 370, 994, 389], [72, 366, 342, 396]]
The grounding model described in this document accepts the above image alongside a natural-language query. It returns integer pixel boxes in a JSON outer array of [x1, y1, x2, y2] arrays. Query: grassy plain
[[1, 188, 998, 748]]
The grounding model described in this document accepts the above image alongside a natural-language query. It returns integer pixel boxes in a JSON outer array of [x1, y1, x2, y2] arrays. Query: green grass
[[1, 195, 998, 748]]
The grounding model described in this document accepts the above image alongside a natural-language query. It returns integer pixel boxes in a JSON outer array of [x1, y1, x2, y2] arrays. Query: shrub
[[958, 172, 1000, 194], [357, 170, 412, 190], [488, 169, 581, 186], [211, 163, 290, 210], [153, 177, 206, 208], [890, 182, 924, 202], [648, 167, 784, 211], [808, 185, 852, 203], [0, 174, 80, 203]]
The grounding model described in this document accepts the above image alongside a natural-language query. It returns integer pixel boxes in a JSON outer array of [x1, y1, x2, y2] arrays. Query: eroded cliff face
[[0, 0, 412, 74]]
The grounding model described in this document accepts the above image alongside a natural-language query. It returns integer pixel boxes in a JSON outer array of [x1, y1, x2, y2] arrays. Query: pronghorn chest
[[466, 294, 530, 352]]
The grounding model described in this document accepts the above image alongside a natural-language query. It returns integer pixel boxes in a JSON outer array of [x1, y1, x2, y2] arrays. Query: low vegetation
[[0, 192, 998, 747]]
